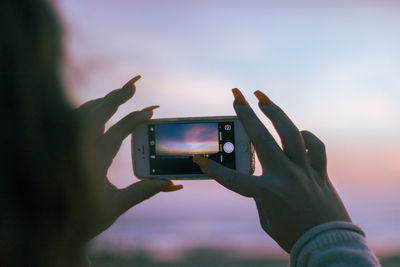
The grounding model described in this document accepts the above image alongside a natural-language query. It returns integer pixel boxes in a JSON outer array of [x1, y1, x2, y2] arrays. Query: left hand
[[73, 75, 182, 242]]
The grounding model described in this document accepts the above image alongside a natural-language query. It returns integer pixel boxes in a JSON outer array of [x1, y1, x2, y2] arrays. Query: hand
[[193, 89, 350, 252], [73, 75, 183, 242]]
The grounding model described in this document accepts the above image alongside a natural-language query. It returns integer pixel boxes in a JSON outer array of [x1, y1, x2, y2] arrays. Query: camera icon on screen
[[224, 124, 232, 131]]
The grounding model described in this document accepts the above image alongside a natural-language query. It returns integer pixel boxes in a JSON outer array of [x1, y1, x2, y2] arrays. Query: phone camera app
[[223, 142, 234, 153], [148, 122, 235, 175]]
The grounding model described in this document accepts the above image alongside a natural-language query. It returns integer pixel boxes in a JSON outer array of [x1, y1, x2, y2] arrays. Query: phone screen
[[148, 121, 235, 175]]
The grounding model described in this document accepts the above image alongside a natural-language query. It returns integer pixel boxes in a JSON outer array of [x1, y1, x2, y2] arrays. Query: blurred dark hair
[[0, 1, 95, 266]]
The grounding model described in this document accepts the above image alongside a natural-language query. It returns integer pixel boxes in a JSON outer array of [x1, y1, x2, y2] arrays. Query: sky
[[155, 123, 219, 155], [55, 0, 400, 257]]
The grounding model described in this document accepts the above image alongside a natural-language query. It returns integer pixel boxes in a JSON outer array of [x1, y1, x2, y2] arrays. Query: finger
[[193, 156, 259, 197], [301, 130, 327, 175], [161, 184, 184, 192], [254, 198, 271, 233], [116, 179, 181, 214], [254, 90, 307, 165], [92, 75, 141, 127], [76, 98, 105, 135], [232, 89, 283, 166], [77, 97, 104, 114], [105, 179, 118, 190], [100, 107, 158, 165]]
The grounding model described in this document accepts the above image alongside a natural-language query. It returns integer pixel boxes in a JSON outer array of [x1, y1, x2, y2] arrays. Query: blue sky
[[56, 0, 400, 255], [59, 0, 400, 142], [57, 0, 400, 182]]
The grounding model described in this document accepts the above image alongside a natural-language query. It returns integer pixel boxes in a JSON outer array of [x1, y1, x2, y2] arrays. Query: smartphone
[[131, 116, 255, 179]]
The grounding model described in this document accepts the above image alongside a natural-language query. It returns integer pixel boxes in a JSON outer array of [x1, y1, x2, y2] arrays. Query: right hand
[[193, 89, 351, 252]]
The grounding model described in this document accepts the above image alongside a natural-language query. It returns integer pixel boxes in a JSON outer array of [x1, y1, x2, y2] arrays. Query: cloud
[[155, 123, 219, 155], [291, 52, 400, 144]]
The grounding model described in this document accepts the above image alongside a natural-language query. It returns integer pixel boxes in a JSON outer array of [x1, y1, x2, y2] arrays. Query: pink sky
[[155, 123, 219, 155], [56, 0, 400, 256]]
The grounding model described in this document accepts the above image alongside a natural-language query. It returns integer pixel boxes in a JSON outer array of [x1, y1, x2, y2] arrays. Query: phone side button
[[237, 142, 248, 152]]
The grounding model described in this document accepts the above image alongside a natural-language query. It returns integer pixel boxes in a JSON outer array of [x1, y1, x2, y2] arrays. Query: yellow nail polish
[[161, 184, 184, 192], [193, 155, 209, 168], [232, 88, 247, 106], [254, 90, 272, 105], [123, 75, 141, 89], [142, 105, 160, 112]]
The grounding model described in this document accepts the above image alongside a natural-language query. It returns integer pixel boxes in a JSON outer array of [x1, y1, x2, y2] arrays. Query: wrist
[[290, 221, 365, 265]]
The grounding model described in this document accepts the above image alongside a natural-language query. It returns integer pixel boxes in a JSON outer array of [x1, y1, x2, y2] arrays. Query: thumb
[[115, 179, 182, 214], [193, 156, 258, 197]]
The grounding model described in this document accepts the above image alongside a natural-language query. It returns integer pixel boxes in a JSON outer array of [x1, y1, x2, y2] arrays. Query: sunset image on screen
[[155, 123, 219, 156]]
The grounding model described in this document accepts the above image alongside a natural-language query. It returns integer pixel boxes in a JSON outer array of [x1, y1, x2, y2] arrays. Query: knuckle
[[242, 113, 258, 127], [266, 105, 281, 117], [237, 106, 256, 121], [254, 135, 276, 150], [126, 111, 141, 121], [252, 132, 265, 142], [285, 128, 302, 140], [224, 171, 239, 185], [301, 130, 311, 136], [122, 111, 146, 127], [246, 113, 258, 123], [314, 139, 326, 151], [302, 130, 325, 150], [265, 105, 287, 122], [253, 183, 270, 197], [269, 178, 284, 192]]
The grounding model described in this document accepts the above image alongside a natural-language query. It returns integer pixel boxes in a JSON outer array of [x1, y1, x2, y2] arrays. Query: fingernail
[[161, 184, 184, 192], [193, 155, 209, 168], [122, 75, 141, 89], [254, 90, 272, 105], [232, 88, 247, 106], [142, 105, 160, 112]]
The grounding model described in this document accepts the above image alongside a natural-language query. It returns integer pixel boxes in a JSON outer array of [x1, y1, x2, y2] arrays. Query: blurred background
[[55, 0, 399, 265]]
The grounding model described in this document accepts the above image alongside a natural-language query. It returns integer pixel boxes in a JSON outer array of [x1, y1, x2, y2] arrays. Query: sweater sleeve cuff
[[289, 221, 366, 266]]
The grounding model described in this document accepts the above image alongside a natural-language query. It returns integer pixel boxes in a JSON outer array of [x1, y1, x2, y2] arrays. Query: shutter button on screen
[[223, 142, 234, 153]]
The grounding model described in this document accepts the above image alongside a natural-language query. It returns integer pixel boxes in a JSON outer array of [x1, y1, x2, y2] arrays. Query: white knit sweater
[[290, 221, 381, 266]]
